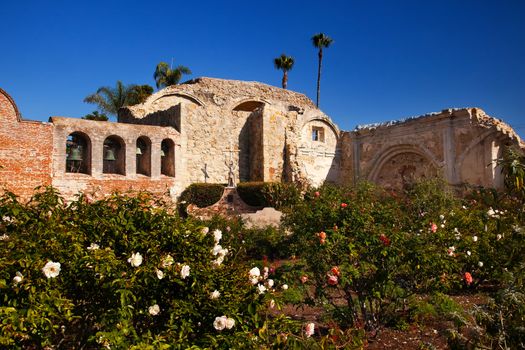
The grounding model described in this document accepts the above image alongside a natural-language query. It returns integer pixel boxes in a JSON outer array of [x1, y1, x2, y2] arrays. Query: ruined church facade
[[0, 78, 523, 201]]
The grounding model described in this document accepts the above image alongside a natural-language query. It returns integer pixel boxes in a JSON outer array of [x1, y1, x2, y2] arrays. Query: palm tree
[[83, 81, 137, 116], [128, 84, 154, 105], [311, 33, 334, 108], [154, 62, 192, 89], [274, 54, 295, 89], [82, 111, 109, 121]]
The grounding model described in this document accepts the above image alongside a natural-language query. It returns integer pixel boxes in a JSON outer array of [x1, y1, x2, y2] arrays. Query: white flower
[[161, 254, 174, 267], [249, 267, 260, 277], [213, 316, 227, 331], [148, 304, 160, 316], [225, 317, 235, 329], [201, 227, 209, 235], [467, 250, 471, 256], [269, 299, 276, 309], [305, 322, 315, 337], [439, 214, 445, 220], [267, 279, 274, 288], [128, 252, 143, 267], [212, 244, 223, 256], [42, 261, 61, 278], [0, 234, 9, 241], [13, 271, 23, 284], [87, 243, 100, 250], [440, 224, 445, 228], [213, 256, 224, 267], [447, 246, 456, 257], [496, 234, 502, 240], [2, 215, 13, 223], [210, 290, 220, 299], [156, 269, 164, 280], [257, 284, 267, 294], [263, 266, 269, 279], [473, 235, 478, 242], [213, 229, 222, 243], [282, 284, 289, 290], [478, 261, 484, 267], [180, 264, 190, 279]]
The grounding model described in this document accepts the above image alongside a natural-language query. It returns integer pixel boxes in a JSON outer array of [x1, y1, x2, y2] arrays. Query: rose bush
[[0, 188, 313, 349]]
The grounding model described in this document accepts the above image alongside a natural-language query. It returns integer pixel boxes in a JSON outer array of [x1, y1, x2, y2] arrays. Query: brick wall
[[0, 89, 53, 200]]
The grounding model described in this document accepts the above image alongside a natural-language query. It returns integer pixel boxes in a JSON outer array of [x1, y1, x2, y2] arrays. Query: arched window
[[161, 139, 175, 177], [103, 135, 126, 175], [66, 132, 91, 174], [136, 136, 151, 176]]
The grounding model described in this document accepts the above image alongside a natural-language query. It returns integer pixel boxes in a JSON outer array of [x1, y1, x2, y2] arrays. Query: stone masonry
[[1, 78, 523, 202]]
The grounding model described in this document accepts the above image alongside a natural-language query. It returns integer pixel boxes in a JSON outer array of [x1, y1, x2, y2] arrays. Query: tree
[[82, 111, 109, 121], [274, 54, 295, 89], [83, 81, 138, 116], [311, 33, 334, 108], [154, 62, 192, 89], [128, 84, 154, 105]]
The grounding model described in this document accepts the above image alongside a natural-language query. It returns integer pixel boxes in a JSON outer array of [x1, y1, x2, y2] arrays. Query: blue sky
[[1, 0, 524, 137]]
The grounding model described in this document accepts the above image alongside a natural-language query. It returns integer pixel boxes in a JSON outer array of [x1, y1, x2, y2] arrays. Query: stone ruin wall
[[1, 78, 524, 203], [347, 108, 524, 189], [121, 78, 341, 190], [0, 89, 53, 200]]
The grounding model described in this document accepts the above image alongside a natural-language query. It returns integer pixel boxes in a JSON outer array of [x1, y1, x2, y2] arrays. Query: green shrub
[[177, 183, 224, 215], [0, 187, 313, 349], [237, 182, 302, 209], [236, 182, 267, 207]]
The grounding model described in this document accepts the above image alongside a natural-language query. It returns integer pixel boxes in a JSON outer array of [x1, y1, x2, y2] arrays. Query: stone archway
[[368, 145, 440, 189]]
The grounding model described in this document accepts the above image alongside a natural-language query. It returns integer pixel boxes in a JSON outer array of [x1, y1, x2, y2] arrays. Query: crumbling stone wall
[[2, 78, 523, 202], [0, 89, 53, 200], [347, 108, 524, 189]]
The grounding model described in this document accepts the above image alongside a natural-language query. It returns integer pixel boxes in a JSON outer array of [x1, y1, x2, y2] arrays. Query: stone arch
[[368, 144, 440, 189], [301, 116, 340, 141], [136, 136, 151, 176], [152, 92, 204, 107], [231, 98, 270, 112], [232, 99, 269, 182], [66, 131, 91, 174], [103, 135, 126, 175], [0, 88, 22, 122]]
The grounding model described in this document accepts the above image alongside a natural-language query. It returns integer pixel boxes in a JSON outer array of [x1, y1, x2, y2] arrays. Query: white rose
[[269, 299, 275, 309], [127, 252, 143, 267], [305, 322, 315, 337], [267, 279, 274, 288], [478, 261, 484, 267], [225, 317, 235, 329], [13, 271, 23, 284], [212, 244, 223, 256], [282, 284, 289, 290], [213, 229, 222, 243], [42, 261, 61, 278], [263, 266, 269, 279], [213, 316, 227, 331], [148, 304, 160, 316], [87, 243, 100, 250], [496, 234, 502, 240], [250, 277, 259, 285], [473, 236, 478, 242], [180, 264, 190, 279], [210, 290, 220, 299], [467, 251, 471, 256], [156, 269, 164, 280], [257, 284, 267, 294], [249, 267, 260, 278]]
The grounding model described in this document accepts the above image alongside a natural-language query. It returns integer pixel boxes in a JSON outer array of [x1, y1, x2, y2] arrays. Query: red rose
[[341, 203, 348, 208], [331, 266, 341, 276], [379, 234, 391, 246], [327, 274, 338, 286], [314, 191, 320, 197], [464, 272, 473, 285]]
